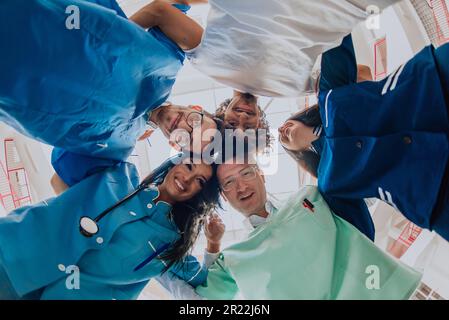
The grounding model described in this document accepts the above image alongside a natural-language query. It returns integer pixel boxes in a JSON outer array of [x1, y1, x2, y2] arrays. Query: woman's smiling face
[[159, 162, 213, 203], [278, 120, 312, 152]]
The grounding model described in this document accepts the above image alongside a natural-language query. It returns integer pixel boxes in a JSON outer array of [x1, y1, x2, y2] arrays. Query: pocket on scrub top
[[304, 196, 336, 231], [121, 239, 167, 275]]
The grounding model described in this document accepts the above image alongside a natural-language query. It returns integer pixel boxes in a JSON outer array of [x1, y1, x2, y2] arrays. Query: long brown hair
[[149, 158, 221, 272], [283, 104, 322, 178]]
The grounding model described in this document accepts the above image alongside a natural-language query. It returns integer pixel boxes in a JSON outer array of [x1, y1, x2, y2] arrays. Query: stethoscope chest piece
[[80, 216, 99, 237]]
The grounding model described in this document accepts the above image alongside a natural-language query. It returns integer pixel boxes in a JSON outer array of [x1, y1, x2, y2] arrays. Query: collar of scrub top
[[243, 196, 280, 230], [310, 125, 325, 155], [134, 185, 187, 272], [143, 184, 178, 227]]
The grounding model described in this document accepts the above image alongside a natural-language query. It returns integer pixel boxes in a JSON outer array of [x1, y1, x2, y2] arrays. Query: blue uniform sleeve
[[321, 192, 376, 241], [112, 281, 149, 300], [147, 4, 191, 59], [51, 148, 120, 187], [86, 0, 127, 18], [169, 255, 208, 288], [435, 42, 449, 104], [319, 34, 358, 92], [90, 0, 190, 60]]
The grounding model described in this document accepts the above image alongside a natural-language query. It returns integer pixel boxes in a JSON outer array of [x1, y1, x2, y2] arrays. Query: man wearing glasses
[[217, 163, 279, 229], [156, 159, 422, 300], [51, 102, 221, 193]]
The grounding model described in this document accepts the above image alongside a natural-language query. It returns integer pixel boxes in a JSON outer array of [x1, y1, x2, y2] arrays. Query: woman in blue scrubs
[[0, 155, 220, 300], [280, 36, 449, 242]]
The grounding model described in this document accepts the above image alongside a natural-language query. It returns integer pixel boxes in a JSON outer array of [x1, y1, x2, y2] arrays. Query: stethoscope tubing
[[79, 152, 186, 237]]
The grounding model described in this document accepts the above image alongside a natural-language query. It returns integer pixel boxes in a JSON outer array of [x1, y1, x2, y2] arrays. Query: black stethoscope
[[79, 152, 186, 237]]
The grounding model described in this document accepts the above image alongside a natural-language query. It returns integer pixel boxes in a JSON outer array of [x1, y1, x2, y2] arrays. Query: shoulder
[[103, 162, 140, 186]]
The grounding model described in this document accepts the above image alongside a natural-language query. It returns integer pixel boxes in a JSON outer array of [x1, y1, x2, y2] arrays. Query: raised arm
[[130, 0, 204, 50], [204, 214, 225, 254], [203, 213, 225, 267], [156, 213, 229, 299], [156, 272, 204, 300], [157, 258, 240, 300]]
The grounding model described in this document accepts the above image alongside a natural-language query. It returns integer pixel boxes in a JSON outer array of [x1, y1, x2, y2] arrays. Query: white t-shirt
[[187, 0, 368, 97]]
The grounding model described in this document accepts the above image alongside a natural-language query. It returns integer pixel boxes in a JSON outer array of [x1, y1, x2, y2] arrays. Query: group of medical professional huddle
[[0, 0, 448, 300]]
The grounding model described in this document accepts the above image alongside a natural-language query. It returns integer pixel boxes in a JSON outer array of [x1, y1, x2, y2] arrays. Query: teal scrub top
[[0, 162, 206, 299], [196, 186, 421, 300]]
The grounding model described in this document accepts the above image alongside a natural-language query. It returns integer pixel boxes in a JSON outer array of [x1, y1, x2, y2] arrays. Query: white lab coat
[[187, 0, 400, 97]]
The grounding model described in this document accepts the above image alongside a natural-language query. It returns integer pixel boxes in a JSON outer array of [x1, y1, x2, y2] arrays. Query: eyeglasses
[[220, 166, 258, 192], [186, 111, 204, 129], [146, 108, 204, 131], [171, 111, 205, 149]]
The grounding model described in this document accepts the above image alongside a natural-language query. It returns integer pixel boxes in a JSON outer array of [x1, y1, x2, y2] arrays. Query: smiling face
[[278, 120, 314, 152], [155, 104, 218, 151], [217, 163, 267, 217], [223, 92, 261, 131], [159, 162, 213, 203]]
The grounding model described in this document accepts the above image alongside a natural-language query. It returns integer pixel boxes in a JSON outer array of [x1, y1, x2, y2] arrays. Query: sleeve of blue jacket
[[50, 2, 192, 187], [169, 255, 208, 288], [84, 0, 189, 57], [148, 3, 191, 54], [319, 34, 358, 92], [51, 148, 121, 187], [321, 193, 376, 241], [87, 0, 127, 17]]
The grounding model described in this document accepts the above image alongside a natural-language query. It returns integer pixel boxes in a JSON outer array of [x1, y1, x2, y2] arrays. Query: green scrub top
[[196, 186, 421, 300]]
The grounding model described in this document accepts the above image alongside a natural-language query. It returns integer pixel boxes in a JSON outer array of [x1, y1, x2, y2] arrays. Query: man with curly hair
[[214, 91, 273, 150]]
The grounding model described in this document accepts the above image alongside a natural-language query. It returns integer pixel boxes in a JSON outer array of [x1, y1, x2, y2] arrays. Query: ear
[[220, 190, 228, 202], [258, 169, 266, 183], [190, 105, 203, 112]]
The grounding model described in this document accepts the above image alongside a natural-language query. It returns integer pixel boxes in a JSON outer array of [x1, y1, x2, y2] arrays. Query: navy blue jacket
[[316, 37, 449, 241]]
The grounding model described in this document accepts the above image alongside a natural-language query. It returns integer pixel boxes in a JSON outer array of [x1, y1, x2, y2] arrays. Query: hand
[[204, 213, 225, 250], [357, 64, 373, 82]]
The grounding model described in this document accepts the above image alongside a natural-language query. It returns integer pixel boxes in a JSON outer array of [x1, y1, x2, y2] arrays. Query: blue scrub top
[[0, 0, 189, 185], [51, 148, 118, 187], [315, 40, 449, 241], [314, 35, 375, 240], [0, 162, 207, 299], [319, 35, 357, 92]]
